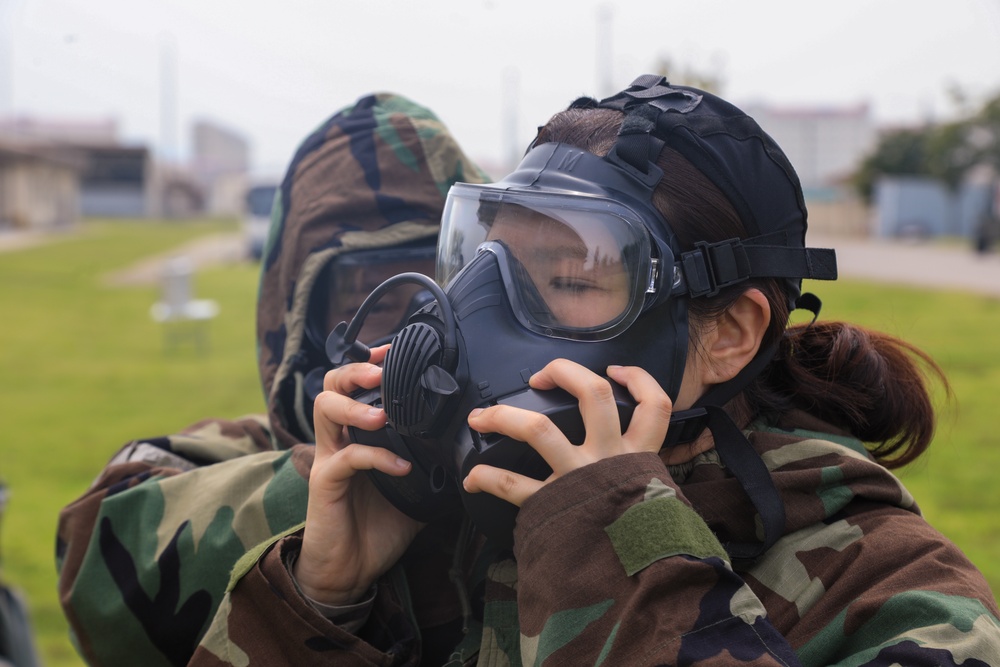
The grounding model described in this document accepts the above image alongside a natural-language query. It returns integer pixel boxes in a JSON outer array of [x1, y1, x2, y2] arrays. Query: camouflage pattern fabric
[[56, 93, 489, 666], [56, 93, 1000, 665], [189, 411, 1000, 666], [57, 418, 309, 666], [257, 92, 490, 448]]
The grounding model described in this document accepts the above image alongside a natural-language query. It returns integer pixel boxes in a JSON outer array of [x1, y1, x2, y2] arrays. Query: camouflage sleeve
[[509, 450, 1000, 666], [56, 417, 314, 666], [508, 451, 801, 665], [191, 533, 421, 667], [753, 507, 1000, 667], [745, 442, 1000, 667]]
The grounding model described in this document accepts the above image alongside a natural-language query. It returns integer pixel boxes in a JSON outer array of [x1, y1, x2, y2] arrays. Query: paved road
[[101, 232, 248, 286], [3, 228, 1000, 296], [810, 234, 1000, 298], [0, 228, 74, 253]]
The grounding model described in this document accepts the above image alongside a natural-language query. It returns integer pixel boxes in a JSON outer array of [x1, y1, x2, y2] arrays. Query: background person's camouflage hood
[[257, 93, 490, 449]]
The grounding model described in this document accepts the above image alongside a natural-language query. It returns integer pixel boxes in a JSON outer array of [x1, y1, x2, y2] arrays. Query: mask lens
[[439, 185, 652, 340], [326, 244, 437, 344], [489, 204, 633, 330]]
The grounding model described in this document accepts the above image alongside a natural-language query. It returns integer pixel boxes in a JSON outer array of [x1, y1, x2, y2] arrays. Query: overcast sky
[[2, 0, 999, 175]]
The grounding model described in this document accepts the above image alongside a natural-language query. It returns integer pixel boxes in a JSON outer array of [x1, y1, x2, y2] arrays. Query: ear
[[701, 288, 771, 385]]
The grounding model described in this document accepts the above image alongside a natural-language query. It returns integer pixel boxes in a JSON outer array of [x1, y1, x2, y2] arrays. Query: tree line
[[853, 90, 1000, 202]]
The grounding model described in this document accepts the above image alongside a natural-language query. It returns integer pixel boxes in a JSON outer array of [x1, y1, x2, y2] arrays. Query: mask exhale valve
[[326, 233, 686, 546], [326, 272, 465, 521]]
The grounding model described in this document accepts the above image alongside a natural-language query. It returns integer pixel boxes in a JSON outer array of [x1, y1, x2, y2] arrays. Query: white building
[[190, 120, 250, 216]]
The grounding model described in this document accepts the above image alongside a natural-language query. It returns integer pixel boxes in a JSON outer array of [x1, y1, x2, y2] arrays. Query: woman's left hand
[[462, 359, 672, 507]]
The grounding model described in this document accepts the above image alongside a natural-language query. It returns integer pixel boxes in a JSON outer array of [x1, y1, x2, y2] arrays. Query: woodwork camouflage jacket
[[55, 91, 490, 666], [56, 94, 1000, 666], [187, 410, 1000, 666], [59, 409, 1000, 666]]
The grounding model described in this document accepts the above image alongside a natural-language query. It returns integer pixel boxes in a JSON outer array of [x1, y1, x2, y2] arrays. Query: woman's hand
[[294, 345, 424, 606], [462, 359, 672, 507]]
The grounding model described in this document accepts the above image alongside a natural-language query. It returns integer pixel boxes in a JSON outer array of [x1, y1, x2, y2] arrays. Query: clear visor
[[323, 245, 436, 345], [438, 184, 654, 340]]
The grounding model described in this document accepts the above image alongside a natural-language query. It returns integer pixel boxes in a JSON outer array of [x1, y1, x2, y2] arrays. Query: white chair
[[150, 256, 219, 351]]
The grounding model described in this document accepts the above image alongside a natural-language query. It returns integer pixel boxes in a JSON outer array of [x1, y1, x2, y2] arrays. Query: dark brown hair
[[535, 107, 947, 468]]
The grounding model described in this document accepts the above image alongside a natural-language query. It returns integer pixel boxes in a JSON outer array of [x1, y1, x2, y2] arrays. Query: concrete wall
[[0, 158, 79, 228], [80, 186, 147, 218], [77, 146, 152, 218], [874, 177, 991, 238], [806, 195, 872, 237]]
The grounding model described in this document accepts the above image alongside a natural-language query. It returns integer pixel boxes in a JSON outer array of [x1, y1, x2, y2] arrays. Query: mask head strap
[[585, 74, 702, 177], [574, 77, 840, 304]]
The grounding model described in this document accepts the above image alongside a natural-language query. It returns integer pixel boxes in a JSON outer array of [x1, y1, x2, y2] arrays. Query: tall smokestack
[[159, 33, 179, 163]]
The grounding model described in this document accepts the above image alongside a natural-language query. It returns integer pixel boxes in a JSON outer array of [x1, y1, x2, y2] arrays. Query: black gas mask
[[326, 76, 839, 555], [281, 241, 437, 444], [326, 143, 690, 546]]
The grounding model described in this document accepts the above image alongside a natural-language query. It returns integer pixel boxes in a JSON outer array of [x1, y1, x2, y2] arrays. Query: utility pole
[[596, 4, 614, 99], [502, 66, 520, 173], [0, 0, 24, 117], [159, 33, 179, 163]]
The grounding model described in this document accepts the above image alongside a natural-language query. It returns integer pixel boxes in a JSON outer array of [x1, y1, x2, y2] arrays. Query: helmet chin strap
[[662, 293, 822, 566]]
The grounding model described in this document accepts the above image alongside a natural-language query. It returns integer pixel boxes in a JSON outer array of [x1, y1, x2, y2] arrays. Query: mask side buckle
[[679, 238, 751, 298], [663, 407, 709, 446]]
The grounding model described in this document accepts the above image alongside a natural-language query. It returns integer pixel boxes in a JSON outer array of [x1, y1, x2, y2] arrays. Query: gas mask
[[282, 241, 437, 445], [303, 242, 438, 359], [326, 77, 839, 553], [326, 142, 690, 546]]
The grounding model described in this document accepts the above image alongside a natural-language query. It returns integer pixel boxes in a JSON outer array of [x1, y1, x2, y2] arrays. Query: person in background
[[0, 480, 42, 667], [191, 76, 1000, 666], [55, 93, 489, 666]]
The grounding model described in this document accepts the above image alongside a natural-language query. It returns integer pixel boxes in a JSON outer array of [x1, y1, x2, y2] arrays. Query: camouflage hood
[[256, 93, 490, 449]]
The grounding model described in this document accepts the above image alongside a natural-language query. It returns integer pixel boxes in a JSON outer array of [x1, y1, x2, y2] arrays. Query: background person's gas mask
[[283, 241, 438, 443]]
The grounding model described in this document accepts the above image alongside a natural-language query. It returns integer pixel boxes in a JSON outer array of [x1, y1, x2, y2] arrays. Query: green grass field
[[1, 220, 998, 666]]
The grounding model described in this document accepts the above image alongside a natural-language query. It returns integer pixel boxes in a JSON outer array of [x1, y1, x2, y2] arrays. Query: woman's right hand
[[293, 345, 424, 606]]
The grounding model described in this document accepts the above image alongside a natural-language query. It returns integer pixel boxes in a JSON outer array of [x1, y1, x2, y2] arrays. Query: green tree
[[852, 128, 932, 201], [853, 90, 1000, 202]]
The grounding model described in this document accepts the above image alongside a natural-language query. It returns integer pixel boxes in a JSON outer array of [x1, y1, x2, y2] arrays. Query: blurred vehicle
[[974, 179, 1000, 254], [244, 182, 279, 260]]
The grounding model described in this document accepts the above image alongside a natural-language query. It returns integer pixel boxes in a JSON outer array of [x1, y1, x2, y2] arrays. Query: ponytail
[[749, 320, 949, 468]]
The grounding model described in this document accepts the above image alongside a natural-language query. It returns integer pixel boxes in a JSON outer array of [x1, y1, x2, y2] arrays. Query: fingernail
[[368, 406, 384, 417], [469, 408, 484, 419], [395, 457, 410, 469]]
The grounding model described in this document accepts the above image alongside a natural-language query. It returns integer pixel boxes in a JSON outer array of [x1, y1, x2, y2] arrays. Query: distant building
[[874, 176, 993, 239], [0, 139, 83, 229], [191, 119, 249, 216], [153, 162, 206, 219], [76, 144, 152, 217], [0, 114, 257, 220], [0, 116, 152, 218], [0, 116, 119, 144]]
